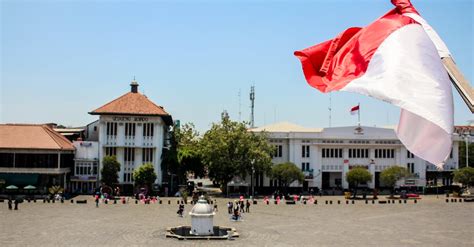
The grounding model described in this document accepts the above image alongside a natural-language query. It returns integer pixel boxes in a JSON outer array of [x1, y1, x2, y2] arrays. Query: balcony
[[124, 136, 135, 146], [143, 136, 154, 147], [321, 165, 343, 171], [106, 135, 117, 145]]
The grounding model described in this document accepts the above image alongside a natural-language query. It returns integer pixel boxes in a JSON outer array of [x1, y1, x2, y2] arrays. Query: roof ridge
[[41, 125, 74, 150], [137, 93, 169, 115], [90, 92, 132, 113]]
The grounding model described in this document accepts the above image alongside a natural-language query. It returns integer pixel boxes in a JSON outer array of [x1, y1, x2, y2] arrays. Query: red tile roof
[[89, 92, 170, 117], [0, 124, 75, 151]]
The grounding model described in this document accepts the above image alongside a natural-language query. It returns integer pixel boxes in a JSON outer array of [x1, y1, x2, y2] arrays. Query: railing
[[321, 165, 343, 171], [106, 135, 117, 145], [124, 136, 135, 146], [143, 136, 154, 146]]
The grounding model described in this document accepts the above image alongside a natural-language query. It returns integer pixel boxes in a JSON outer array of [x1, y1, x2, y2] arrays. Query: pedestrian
[[240, 200, 244, 213], [8, 199, 12, 210], [14, 200, 18, 210], [213, 201, 218, 212], [245, 200, 250, 213], [95, 195, 99, 208], [227, 201, 233, 214]]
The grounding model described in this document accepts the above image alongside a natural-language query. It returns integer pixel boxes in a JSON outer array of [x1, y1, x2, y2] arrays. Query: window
[[125, 123, 136, 137], [322, 148, 343, 158], [375, 149, 395, 159], [106, 122, 117, 136], [123, 172, 133, 183], [274, 145, 283, 158], [301, 162, 310, 171], [349, 149, 369, 158], [143, 123, 154, 137], [124, 148, 135, 162], [142, 148, 153, 163], [302, 145, 310, 158], [105, 147, 117, 156], [75, 162, 97, 176], [407, 163, 415, 174], [407, 150, 414, 159]]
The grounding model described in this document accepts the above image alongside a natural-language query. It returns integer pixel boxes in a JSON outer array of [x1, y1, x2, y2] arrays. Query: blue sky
[[1, 0, 472, 132]]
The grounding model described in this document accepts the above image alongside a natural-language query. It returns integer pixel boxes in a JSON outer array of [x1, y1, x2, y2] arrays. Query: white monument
[[189, 196, 215, 235]]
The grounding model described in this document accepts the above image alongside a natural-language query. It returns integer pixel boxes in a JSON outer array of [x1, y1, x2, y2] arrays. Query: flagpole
[[358, 103, 360, 127]]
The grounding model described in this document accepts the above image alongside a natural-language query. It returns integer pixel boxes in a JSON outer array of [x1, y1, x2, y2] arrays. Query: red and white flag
[[294, 0, 453, 168], [350, 105, 359, 115]]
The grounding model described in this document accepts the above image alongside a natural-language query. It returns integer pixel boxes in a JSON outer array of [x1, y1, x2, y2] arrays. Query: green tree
[[133, 163, 157, 190], [176, 123, 205, 178], [270, 162, 305, 192], [200, 116, 274, 194], [453, 167, 474, 188], [380, 166, 410, 197], [101, 156, 121, 187], [346, 167, 372, 198]]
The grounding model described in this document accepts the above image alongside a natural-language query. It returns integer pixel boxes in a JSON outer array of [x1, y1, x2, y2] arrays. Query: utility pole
[[250, 86, 255, 128]]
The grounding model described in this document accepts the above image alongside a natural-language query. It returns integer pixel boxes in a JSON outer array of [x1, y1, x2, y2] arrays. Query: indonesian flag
[[294, 0, 453, 168], [350, 105, 359, 115]]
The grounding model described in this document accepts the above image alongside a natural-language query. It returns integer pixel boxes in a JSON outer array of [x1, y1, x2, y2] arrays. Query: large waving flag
[[294, 0, 453, 168]]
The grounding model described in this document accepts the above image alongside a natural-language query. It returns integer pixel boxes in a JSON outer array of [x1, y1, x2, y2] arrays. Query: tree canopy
[[200, 117, 274, 192], [270, 162, 305, 188], [101, 156, 121, 187], [453, 167, 474, 187], [380, 166, 410, 189], [346, 167, 372, 187], [133, 163, 157, 188]]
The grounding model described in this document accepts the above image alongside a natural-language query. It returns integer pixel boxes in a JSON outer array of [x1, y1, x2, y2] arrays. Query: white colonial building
[[87, 80, 173, 193], [250, 122, 460, 192]]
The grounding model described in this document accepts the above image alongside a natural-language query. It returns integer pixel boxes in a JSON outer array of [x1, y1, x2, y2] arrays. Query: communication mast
[[250, 86, 255, 128]]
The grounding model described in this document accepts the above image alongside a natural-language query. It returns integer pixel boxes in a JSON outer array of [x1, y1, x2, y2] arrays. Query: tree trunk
[[353, 183, 358, 199]]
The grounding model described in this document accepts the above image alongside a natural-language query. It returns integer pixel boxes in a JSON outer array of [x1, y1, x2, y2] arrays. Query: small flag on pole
[[350, 105, 359, 115]]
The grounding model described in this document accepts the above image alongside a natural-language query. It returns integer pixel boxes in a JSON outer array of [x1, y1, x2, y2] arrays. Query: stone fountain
[[166, 196, 239, 240]]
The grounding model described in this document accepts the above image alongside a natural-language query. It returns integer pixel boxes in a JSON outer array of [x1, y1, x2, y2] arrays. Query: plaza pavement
[[0, 195, 473, 246]]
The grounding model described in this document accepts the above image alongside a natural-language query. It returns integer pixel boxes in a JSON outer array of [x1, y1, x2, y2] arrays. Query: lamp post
[[462, 132, 470, 167], [251, 159, 255, 199]]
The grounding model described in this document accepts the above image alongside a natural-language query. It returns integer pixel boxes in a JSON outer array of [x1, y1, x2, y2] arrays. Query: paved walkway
[[0, 196, 473, 246]]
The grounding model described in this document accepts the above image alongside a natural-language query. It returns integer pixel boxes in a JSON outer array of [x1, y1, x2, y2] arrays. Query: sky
[[1, 0, 473, 133]]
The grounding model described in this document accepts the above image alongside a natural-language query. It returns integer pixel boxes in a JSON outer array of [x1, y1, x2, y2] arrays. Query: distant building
[[70, 140, 99, 194], [88, 79, 173, 193], [249, 122, 461, 193], [0, 124, 75, 191]]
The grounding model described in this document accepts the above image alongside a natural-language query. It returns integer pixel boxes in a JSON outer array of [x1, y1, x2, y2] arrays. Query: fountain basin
[[166, 226, 239, 240]]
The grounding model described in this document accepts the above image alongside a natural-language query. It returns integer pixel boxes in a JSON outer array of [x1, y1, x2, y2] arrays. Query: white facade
[[250, 122, 460, 190], [71, 141, 99, 193], [97, 115, 168, 185]]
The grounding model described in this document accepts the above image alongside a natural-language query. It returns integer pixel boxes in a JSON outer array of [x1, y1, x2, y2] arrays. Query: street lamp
[[461, 132, 470, 167], [251, 159, 255, 199]]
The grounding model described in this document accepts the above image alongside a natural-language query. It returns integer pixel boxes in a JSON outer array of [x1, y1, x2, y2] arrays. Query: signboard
[[112, 117, 149, 122]]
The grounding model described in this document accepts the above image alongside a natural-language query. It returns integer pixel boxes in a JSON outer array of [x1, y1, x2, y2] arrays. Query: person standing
[[95, 195, 99, 208], [8, 199, 12, 210], [245, 200, 250, 213], [14, 200, 18, 210]]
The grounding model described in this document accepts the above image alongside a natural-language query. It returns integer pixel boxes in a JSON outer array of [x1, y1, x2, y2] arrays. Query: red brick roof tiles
[[0, 124, 75, 150]]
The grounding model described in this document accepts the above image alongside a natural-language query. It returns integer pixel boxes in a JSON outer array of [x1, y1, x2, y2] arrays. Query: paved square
[[0, 196, 473, 246]]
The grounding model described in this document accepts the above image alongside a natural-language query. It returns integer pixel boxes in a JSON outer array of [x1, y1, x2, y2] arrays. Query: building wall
[[251, 126, 461, 190], [97, 115, 168, 185]]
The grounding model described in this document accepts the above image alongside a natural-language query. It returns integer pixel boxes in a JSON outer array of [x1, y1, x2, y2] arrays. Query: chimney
[[130, 78, 139, 93]]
